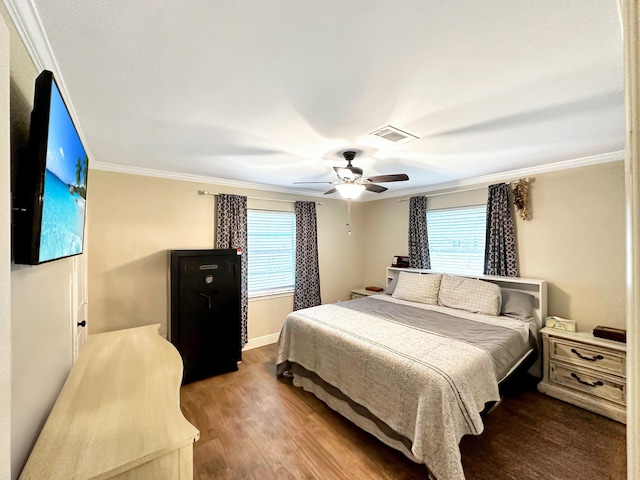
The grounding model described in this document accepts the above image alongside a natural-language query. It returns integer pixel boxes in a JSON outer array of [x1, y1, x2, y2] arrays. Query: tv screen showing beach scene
[[38, 79, 88, 263]]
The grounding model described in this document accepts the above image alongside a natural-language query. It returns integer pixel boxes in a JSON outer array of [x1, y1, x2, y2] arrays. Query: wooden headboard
[[386, 267, 548, 328]]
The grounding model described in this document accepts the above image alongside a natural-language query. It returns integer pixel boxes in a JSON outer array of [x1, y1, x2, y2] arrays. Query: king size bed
[[277, 268, 547, 480]]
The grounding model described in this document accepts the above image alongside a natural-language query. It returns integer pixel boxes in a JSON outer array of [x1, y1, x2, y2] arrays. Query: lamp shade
[[336, 183, 365, 199]]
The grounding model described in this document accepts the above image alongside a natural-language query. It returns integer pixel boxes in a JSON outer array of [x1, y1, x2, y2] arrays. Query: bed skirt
[[283, 364, 438, 479]]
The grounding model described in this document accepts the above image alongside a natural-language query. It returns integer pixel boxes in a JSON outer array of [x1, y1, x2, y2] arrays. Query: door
[[0, 14, 11, 480], [71, 254, 88, 362]]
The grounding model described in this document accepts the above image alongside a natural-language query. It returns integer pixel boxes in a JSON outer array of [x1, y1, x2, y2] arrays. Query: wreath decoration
[[512, 179, 529, 220]]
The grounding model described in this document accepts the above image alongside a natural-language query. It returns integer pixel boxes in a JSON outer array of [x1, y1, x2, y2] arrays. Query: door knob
[[77, 320, 86, 327]]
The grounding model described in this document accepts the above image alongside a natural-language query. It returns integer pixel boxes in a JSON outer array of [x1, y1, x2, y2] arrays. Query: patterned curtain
[[408, 196, 431, 269], [293, 201, 321, 310], [484, 183, 518, 277], [215, 193, 248, 347]]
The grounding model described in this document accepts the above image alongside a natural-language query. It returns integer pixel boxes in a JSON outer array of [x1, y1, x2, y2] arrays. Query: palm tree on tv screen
[[75, 157, 82, 187], [74, 155, 88, 199]]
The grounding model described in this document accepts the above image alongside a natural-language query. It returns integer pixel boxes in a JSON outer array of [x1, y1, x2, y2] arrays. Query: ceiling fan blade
[[323, 188, 338, 195], [364, 183, 388, 193], [365, 174, 409, 183], [334, 166, 363, 180]]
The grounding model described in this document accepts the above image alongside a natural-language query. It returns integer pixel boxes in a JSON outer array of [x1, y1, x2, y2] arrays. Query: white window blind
[[247, 210, 296, 297], [426, 205, 487, 276]]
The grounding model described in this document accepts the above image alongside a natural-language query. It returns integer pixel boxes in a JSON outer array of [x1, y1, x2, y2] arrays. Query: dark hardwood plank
[[460, 376, 626, 480], [181, 343, 626, 480]]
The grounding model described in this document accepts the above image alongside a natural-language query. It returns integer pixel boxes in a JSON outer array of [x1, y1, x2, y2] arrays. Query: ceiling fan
[[294, 151, 409, 199]]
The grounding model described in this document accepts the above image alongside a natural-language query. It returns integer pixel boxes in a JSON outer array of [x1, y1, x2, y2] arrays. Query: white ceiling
[[9, 0, 624, 199]]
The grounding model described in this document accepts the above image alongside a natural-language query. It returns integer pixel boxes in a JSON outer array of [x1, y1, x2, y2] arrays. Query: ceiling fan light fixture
[[336, 183, 365, 199]]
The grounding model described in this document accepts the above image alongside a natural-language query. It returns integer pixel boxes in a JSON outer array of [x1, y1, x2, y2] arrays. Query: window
[[426, 205, 487, 275], [247, 210, 296, 297]]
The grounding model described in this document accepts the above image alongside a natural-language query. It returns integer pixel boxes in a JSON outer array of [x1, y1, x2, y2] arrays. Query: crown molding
[[4, 0, 50, 73], [369, 150, 625, 202], [4, 0, 96, 163], [91, 150, 624, 202], [90, 160, 327, 199]]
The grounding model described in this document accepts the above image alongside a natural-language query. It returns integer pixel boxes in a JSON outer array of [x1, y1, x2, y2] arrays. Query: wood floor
[[180, 343, 626, 480]]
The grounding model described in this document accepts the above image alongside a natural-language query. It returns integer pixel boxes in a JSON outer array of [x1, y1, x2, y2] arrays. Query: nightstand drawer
[[550, 363, 626, 406], [549, 337, 625, 375]]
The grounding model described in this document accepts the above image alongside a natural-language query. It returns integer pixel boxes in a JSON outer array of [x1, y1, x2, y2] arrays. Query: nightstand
[[350, 288, 379, 300], [537, 327, 626, 423]]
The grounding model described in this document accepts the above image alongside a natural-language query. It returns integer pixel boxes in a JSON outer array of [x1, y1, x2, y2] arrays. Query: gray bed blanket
[[340, 297, 529, 380], [277, 297, 531, 480]]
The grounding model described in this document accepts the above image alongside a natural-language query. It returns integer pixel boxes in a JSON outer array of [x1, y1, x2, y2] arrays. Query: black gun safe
[[170, 249, 242, 383]]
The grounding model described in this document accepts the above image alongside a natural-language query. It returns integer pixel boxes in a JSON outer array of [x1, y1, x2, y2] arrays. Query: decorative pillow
[[386, 275, 399, 295], [438, 274, 501, 316], [392, 272, 442, 304], [500, 289, 535, 321]]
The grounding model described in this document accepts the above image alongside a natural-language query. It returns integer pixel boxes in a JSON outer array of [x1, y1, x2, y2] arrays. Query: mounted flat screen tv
[[13, 70, 89, 265]]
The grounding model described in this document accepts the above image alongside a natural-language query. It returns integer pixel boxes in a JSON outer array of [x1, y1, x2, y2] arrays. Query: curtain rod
[[397, 178, 530, 202], [197, 190, 322, 205]]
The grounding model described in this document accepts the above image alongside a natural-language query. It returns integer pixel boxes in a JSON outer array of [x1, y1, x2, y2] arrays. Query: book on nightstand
[[593, 326, 626, 343]]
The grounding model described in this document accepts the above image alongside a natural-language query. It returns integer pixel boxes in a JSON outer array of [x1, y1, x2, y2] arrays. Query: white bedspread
[[277, 300, 526, 480]]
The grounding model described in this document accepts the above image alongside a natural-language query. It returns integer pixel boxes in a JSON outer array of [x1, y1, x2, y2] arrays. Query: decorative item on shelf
[[512, 178, 530, 220], [391, 255, 410, 268], [545, 315, 577, 332], [593, 325, 627, 343], [365, 286, 384, 292]]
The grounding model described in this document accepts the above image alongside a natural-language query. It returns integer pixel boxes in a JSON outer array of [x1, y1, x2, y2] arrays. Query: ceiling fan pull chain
[[346, 199, 352, 235]]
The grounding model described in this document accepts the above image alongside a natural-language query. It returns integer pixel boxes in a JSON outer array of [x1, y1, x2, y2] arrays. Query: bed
[[277, 268, 547, 480]]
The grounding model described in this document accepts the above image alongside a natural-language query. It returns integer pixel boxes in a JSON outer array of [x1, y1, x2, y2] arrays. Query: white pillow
[[438, 274, 502, 316], [392, 272, 442, 304], [385, 275, 399, 295], [500, 289, 535, 321]]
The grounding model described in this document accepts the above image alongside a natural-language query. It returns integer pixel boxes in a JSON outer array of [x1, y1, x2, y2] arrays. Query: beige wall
[[92, 161, 623, 340], [517, 162, 625, 332], [1, 4, 80, 478], [1, 12, 11, 480], [87, 170, 365, 341], [362, 161, 626, 333]]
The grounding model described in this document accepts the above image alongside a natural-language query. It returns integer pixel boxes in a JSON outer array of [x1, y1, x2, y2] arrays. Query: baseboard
[[243, 333, 279, 351]]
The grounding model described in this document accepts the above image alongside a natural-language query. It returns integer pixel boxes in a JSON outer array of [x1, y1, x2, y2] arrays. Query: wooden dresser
[[537, 327, 626, 423], [19, 325, 200, 479]]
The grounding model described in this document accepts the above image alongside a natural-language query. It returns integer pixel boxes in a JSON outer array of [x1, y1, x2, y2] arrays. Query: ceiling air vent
[[369, 125, 419, 144]]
